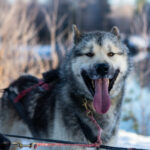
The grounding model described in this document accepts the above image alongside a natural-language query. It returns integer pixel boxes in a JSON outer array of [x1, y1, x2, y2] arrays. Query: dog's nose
[[95, 63, 109, 76]]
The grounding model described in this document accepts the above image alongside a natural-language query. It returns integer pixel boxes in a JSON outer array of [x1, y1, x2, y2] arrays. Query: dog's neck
[[68, 87, 125, 144]]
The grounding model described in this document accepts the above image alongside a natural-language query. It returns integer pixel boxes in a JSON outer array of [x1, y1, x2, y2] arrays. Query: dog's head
[[62, 25, 130, 114]]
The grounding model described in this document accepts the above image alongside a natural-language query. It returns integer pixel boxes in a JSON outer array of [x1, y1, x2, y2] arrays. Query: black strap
[[3, 134, 149, 150]]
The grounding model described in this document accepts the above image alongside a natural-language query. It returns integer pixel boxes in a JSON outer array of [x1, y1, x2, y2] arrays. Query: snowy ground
[[117, 130, 150, 149]]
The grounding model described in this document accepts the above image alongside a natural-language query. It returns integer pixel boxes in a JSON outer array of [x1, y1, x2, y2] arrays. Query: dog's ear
[[72, 24, 82, 44], [111, 26, 120, 39]]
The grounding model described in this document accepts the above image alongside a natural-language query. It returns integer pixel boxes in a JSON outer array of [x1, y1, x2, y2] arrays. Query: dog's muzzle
[[81, 63, 120, 115]]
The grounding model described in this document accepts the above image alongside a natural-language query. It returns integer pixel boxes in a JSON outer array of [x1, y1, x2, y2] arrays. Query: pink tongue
[[93, 79, 111, 114]]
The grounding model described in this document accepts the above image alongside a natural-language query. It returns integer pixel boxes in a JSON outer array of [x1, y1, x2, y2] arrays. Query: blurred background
[[0, 0, 150, 144]]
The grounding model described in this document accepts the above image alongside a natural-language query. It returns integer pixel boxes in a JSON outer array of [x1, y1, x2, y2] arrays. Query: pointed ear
[[111, 26, 120, 39], [72, 24, 82, 44]]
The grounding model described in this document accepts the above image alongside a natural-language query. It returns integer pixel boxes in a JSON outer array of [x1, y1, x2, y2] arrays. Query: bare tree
[[0, 0, 49, 89], [42, 0, 68, 69]]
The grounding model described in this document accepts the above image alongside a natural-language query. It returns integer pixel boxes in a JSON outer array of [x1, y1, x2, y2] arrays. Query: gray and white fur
[[0, 25, 131, 150]]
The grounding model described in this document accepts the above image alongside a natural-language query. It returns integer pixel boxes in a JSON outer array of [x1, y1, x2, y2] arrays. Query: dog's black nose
[[95, 63, 109, 76]]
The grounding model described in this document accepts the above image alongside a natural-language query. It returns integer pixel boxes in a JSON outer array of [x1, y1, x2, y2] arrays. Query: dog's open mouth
[[81, 69, 120, 114]]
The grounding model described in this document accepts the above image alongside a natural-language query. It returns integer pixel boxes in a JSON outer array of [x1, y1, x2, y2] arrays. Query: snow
[[129, 35, 150, 49], [120, 73, 150, 135], [133, 52, 150, 63], [117, 130, 150, 149], [33, 45, 51, 57]]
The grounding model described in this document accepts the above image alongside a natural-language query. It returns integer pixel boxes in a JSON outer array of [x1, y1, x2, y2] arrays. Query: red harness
[[14, 80, 49, 103], [34, 110, 102, 149]]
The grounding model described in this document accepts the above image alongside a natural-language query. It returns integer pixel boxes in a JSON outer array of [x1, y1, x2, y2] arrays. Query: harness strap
[[14, 81, 49, 103], [4, 134, 148, 150], [82, 99, 102, 147], [10, 80, 50, 137], [87, 113, 101, 146]]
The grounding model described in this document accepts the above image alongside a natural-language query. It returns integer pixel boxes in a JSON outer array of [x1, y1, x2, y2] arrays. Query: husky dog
[[0, 25, 130, 150]]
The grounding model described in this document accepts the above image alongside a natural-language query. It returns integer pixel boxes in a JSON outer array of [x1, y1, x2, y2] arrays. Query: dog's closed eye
[[76, 52, 95, 57], [85, 52, 94, 57], [107, 52, 124, 57]]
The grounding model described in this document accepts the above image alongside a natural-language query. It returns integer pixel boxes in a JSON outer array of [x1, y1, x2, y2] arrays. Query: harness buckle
[[83, 98, 93, 116], [12, 142, 34, 148]]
